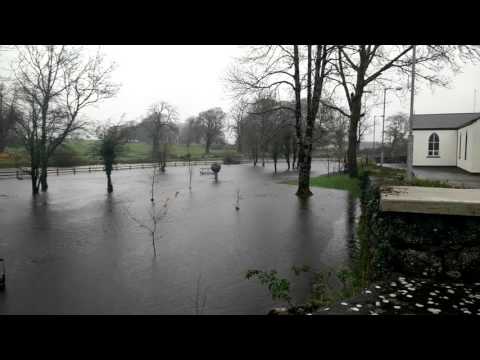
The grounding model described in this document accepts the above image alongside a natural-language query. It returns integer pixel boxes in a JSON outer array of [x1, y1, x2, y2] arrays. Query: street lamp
[[380, 86, 403, 167], [373, 115, 382, 153]]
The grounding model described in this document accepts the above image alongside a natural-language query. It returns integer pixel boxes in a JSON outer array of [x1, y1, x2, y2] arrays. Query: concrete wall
[[413, 130, 458, 166], [458, 120, 480, 173]]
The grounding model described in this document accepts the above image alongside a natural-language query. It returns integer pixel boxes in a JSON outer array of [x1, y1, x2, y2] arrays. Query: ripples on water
[[0, 161, 359, 314]]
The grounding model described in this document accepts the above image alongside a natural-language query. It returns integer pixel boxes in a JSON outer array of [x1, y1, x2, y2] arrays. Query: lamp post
[[373, 115, 382, 153], [380, 86, 403, 167], [406, 45, 416, 181]]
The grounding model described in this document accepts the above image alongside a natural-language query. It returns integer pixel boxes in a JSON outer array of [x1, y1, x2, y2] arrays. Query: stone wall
[[359, 176, 480, 281]]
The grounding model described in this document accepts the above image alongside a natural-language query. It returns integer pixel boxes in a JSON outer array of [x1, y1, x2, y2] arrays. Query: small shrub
[[222, 150, 242, 165]]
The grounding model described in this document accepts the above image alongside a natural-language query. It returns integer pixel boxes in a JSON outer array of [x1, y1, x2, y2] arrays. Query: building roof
[[412, 113, 480, 130]]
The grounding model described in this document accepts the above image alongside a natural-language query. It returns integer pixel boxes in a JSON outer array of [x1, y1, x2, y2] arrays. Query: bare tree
[[385, 113, 408, 159], [126, 170, 179, 257], [323, 45, 480, 177], [228, 45, 333, 197], [0, 83, 21, 152], [146, 101, 178, 171], [197, 107, 226, 154], [230, 100, 248, 153], [13, 45, 118, 194]]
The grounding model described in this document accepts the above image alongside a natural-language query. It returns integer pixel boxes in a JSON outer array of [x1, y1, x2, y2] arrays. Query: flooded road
[[0, 161, 359, 314]]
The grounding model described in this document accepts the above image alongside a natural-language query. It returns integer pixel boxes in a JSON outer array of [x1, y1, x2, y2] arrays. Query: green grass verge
[[310, 174, 361, 197], [286, 174, 361, 197]]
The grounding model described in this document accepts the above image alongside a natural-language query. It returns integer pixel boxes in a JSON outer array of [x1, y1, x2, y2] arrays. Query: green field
[[0, 140, 238, 168]]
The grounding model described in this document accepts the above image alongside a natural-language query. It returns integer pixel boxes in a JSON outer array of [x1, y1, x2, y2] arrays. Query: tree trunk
[[107, 172, 113, 193], [285, 152, 290, 170], [31, 167, 39, 195], [273, 156, 277, 174], [347, 98, 362, 177], [152, 135, 159, 162], [40, 164, 48, 192], [205, 137, 211, 154], [0, 137, 6, 153], [292, 140, 297, 170]]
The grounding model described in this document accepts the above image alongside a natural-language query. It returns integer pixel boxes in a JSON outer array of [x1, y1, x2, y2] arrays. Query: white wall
[[457, 120, 480, 173], [413, 130, 458, 166]]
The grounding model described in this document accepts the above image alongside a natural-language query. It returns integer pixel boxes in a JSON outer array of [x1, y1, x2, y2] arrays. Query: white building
[[412, 113, 480, 173]]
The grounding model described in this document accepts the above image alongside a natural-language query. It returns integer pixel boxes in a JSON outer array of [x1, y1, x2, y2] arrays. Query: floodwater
[[0, 161, 359, 314]]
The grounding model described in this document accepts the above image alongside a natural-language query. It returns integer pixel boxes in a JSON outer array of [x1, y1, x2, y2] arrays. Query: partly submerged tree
[[95, 122, 128, 193], [145, 101, 178, 171], [228, 45, 333, 197], [13, 45, 118, 194]]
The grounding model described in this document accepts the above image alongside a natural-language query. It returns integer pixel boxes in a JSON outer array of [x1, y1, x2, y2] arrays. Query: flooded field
[[0, 161, 358, 314]]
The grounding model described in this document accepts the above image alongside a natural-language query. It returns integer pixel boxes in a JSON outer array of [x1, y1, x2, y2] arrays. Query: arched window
[[428, 133, 439, 156]]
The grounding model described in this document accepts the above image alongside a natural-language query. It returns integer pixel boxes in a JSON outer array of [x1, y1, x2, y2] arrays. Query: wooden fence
[[0, 160, 251, 180], [0, 157, 346, 180]]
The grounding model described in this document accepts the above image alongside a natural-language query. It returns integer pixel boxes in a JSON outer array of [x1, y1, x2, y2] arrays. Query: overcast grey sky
[[2, 45, 480, 143]]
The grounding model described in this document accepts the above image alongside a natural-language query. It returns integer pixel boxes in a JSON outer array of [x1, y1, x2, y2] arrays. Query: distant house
[[412, 113, 480, 173]]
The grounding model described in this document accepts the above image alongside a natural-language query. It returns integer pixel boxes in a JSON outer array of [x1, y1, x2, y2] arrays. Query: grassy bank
[[285, 162, 453, 198], [0, 140, 238, 168]]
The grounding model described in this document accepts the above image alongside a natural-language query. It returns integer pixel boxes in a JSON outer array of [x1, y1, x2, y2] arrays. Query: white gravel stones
[[323, 308, 330, 311], [427, 308, 441, 314], [350, 307, 360, 312], [427, 301, 434, 305], [370, 311, 379, 315], [394, 306, 401, 310], [375, 285, 381, 289], [356, 304, 363, 308], [447, 289, 455, 294], [365, 290, 372, 294], [406, 294, 413, 298], [389, 293, 397, 298], [429, 292, 437, 296], [375, 302, 381, 307], [341, 302, 348, 306], [463, 310, 472, 315], [390, 282, 397, 287], [422, 272, 428, 276], [382, 299, 390, 304], [453, 305, 458, 309], [415, 303, 424, 308]]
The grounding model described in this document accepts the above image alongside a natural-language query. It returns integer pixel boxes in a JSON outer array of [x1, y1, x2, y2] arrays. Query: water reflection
[[0, 163, 359, 314], [346, 192, 360, 263]]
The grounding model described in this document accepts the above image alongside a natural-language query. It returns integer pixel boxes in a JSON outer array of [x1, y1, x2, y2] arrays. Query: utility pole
[[406, 45, 416, 181], [381, 88, 387, 167]]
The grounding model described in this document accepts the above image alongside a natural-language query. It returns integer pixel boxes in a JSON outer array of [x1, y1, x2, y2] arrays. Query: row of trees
[[227, 45, 480, 197], [0, 46, 118, 195]]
